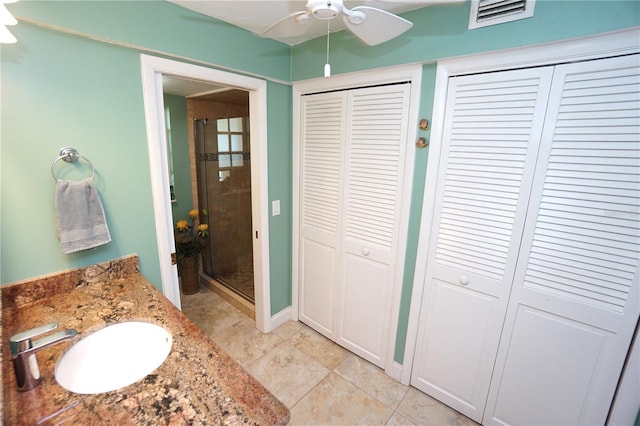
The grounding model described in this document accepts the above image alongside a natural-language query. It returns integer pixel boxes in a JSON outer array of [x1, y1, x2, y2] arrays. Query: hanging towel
[[55, 178, 111, 254]]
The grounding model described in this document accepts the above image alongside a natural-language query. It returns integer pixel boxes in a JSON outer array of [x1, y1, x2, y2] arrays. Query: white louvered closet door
[[299, 84, 412, 368], [337, 84, 411, 366], [484, 54, 640, 426], [299, 92, 347, 339], [411, 67, 554, 422]]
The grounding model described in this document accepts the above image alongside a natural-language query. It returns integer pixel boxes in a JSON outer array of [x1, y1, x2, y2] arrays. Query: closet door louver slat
[[344, 89, 407, 248], [522, 63, 640, 313], [434, 76, 549, 281], [301, 97, 344, 235]]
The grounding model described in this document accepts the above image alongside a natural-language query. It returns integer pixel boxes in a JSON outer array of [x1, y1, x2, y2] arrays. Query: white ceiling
[[168, 1, 436, 46], [162, 75, 228, 97]]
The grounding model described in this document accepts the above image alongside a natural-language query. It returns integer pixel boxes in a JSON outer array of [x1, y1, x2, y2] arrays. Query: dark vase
[[179, 256, 199, 295]]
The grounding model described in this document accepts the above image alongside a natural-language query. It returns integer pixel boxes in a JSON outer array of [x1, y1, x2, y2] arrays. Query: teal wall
[[0, 1, 292, 306], [2, 21, 162, 284], [267, 81, 294, 314], [292, 0, 639, 363], [393, 63, 436, 363], [163, 94, 193, 223]]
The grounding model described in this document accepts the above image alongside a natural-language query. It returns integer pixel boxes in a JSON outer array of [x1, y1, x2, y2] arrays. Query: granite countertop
[[2, 255, 289, 425]]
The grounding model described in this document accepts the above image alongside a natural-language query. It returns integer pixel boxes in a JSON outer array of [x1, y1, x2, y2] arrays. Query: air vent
[[469, 0, 536, 30]]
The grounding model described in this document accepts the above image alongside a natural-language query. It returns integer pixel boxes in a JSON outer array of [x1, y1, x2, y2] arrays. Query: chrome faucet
[[10, 322, 78, 391]]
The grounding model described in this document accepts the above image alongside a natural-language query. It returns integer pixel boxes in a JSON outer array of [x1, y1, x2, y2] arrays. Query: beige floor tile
[[272, 320, 306, 340], [196, 305, 248, 337], [386, 412, 417, 426], [247, 342, 330, 408], [334, 354, 409, 409], [181, 288, 248, 336], [182, 286, 476, 426], [395, 388, 479, 426], [288, 327, 350, 370], [210, 316, 283, 367], [289, 372, 393, 425], [181, 285, 221, 308]]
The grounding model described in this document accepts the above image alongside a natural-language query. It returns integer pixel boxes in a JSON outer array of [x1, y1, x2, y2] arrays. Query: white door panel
[[488, 305, 610, 426], [299, 238, 339, 338], [337, 252, 391, 366], [300, 84, 413, 366], [299, 92, 346, 339], [485, 54, 640, 425], [342, 238, 390, 264], [335, 84, 411, 366], [412, 279, 501, 413], [412, 67, 555, 422]]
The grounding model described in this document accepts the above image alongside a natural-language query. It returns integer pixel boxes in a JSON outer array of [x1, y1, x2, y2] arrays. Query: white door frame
[[292, 63, 422, 380], [403, 27, 640, 385], [140, 54, 273, 332]]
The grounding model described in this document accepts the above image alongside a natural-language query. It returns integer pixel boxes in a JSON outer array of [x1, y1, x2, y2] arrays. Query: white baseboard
[[268, 306, 292, 332], [387, 360, 407, 385]]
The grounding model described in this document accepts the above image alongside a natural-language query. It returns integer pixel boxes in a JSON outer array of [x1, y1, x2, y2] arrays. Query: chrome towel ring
[[51, 147, 95, 181]]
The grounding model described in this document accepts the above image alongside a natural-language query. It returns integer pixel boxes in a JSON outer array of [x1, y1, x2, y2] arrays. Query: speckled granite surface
[[2, 255, 289, 425]]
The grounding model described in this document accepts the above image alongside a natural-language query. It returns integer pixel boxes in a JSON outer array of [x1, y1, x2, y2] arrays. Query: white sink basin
[[55, 321, 172, 394]]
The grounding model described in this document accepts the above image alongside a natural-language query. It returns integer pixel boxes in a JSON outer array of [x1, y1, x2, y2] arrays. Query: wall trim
[[388, 361, 404, 383], [401, 26, 640, 385], [441, 27, 640, 77], [139, 54, 273, 333], [270, 306, 293, 331]]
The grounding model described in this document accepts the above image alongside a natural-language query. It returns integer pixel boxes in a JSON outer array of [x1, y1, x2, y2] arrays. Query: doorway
[[140, 54, 274, 333]]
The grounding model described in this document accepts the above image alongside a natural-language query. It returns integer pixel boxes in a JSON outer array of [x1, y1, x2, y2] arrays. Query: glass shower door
[[194, 117, 254, 302]]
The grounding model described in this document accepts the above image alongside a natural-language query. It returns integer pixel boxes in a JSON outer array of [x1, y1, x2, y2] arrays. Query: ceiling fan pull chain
[[324, 19, 331, 77]]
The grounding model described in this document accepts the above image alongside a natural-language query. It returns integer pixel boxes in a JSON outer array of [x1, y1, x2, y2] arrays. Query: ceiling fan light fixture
[[309, 0, 342, 20]]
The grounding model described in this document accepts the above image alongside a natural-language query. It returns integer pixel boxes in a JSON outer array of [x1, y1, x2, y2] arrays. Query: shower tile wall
[[186, 97, 249, 208]]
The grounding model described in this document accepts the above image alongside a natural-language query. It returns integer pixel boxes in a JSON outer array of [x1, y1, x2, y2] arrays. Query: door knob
[[459, 276, 469, 285], [362, 247, 370, 256]]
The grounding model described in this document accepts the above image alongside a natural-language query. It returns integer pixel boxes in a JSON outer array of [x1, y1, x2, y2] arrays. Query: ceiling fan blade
[[343, 7, 413, 46], [260, 11, 313, 39]]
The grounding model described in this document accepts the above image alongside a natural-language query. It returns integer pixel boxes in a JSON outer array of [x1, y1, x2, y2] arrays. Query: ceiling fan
[[262, 0, 460, 77], [261, 0, 419, 48]]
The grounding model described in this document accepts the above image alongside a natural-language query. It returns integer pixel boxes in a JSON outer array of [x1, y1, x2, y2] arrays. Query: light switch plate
[[272, 200, 280, 216]]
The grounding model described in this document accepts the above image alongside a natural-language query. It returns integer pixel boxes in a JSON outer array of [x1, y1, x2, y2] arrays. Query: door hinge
[[171, 252, 177, 265]]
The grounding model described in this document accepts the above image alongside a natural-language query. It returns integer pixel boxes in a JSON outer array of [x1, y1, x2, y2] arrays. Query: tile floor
[[181, 285, 479, 426]]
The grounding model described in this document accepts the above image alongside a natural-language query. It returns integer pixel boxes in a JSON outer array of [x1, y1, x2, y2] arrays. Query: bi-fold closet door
[[411, 54, 640, 425], [298, 83, 411, 368]]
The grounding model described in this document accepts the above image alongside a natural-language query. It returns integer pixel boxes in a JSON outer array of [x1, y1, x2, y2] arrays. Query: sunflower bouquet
[[175, 209, 209, 259]]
